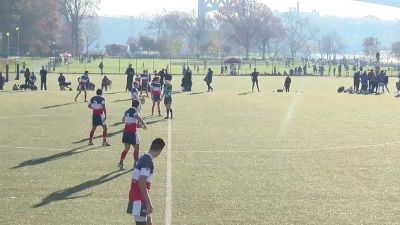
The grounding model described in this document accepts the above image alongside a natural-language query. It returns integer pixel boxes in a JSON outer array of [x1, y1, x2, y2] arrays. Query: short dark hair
[[96, 89, 102, 95], [132, 99, 140, 108], [150, 138, 166, 151]]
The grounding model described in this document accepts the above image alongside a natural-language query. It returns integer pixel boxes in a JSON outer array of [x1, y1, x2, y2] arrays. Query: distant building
[[105, 44, 129, 56]]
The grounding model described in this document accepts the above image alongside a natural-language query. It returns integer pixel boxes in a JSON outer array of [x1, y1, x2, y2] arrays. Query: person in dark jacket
[[24, 68, 30, 85], [204, 68, 213, 92], [383, 71, 390, 93], [360, 71, 368, 92], [284, 75, 291, 92], [125, 64, 135, 91], [353, 71, 361, 91], [251, 68, 260, 92], [58, 73, 71, 89], [0, 72, 4, 90], [39, 66, 48, 90]]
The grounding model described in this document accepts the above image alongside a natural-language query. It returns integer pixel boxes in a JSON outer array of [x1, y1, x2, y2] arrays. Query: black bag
[[337, 86, 345, 93]]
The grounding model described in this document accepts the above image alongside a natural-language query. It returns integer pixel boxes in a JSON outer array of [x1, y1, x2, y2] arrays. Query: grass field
[[1, 75, 400, 225]]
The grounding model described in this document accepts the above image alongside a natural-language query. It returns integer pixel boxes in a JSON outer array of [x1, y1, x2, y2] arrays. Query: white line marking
[[165, 119, 172, 225]]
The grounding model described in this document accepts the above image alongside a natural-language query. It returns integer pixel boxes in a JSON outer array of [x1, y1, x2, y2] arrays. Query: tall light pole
[[6, 32, 10, 59], [16, 27, 20, 57]]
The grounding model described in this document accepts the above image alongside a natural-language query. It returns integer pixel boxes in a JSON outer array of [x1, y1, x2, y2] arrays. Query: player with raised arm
[[88, 89, 111, 146], [118, 100, 147, 170], [75, 71, 89, 102], [126, 138, 166, 225], [150, 76, 162, 117]]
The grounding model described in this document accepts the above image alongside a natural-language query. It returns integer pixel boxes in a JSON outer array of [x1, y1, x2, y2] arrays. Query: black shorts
[[164, 96, 172, 105], [122, 132, 140, 145], [92, 115, 106, 127]]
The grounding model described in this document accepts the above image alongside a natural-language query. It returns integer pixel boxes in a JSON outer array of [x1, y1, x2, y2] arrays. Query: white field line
[[165, 119, 172, 225]]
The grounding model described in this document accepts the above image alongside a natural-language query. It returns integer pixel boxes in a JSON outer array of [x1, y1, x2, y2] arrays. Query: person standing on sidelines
[[126, 138, 166, 225], [150, 77, 162, 117], [284, 75, 291, 92], [204, 68, 213, 92], [119, 100, 147, 170], [88, 89, 111, 146], [126, 64, 135, 92], [39, 66, 48, 90], [251, 68, 260, 92], [162, 80, 173, 119], [75, 71, 89, 102]]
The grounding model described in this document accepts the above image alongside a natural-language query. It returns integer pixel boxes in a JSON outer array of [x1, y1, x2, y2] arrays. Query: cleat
[[164, 116, 169, 119], [88, 141, 94, 146], [118, 161, 124, 170], [102, 142, 111, 147]]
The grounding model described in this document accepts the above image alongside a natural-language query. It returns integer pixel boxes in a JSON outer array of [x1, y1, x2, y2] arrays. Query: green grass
[[1, 75, 400, 224]]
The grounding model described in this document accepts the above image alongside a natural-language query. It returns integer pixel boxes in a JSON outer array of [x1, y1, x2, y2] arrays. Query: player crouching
[[88, 89, 111, 147]]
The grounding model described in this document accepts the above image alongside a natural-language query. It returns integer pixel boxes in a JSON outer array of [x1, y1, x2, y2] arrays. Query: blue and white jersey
[[129, 153, 154, 201], [89, 95, 105, 115], [131, 87, 139, 99], [124, 107, 139, 132]]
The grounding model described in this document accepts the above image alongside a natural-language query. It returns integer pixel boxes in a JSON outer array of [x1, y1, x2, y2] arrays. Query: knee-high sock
[[170, 109, 173, 117], [134, 150, 139, 161], [89, 130, 95, 141], [102, 130, 107, 142], [120, 150, 128, 162]]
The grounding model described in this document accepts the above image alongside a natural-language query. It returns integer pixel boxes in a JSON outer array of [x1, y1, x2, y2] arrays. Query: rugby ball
[[140, 97, 146, 105]]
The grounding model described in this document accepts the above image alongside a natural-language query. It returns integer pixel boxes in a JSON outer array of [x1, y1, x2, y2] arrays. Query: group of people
[[353, 69, 390, 94]]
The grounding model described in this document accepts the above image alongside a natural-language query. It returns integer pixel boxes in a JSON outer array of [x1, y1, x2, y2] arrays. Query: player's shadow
[[104, 91, 126, 95], [238, 92, 253, 96], [41, 102, 76, 109], [72, 129, 123, 144], [11, 145, 101, 169], [189, 92, 206, 95], [172, 91, 184, 95], [113, 99, 131, 103], [395, 94, 400, 98], [111, 121, 124, 127], [32, 169, 132, 208]]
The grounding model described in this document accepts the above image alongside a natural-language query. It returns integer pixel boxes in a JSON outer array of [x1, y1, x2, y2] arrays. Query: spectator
[[29, 72, 37, 90], [204, 68, 213, 92], [158, 69, 166, 91], [0, 72, 4, 90], [99, 61, 104, 75], [58, 73, 71, 90], [164, 70, 172, 82], [24, 68, 30, 85], [360, 71, 368, 92], [377, 71, 385, 94], [125, 64, 135, 91], [284, 75, 291, 92], [39, 66, 48, 90], [353, 71, 360, 92], [383, 71, 390, 93], [101, 75, 111, 91], [251, 68, 260, 92]]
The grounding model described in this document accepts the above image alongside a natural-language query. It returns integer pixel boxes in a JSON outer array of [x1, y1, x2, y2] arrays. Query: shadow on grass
[[11, 145, 102, 169], [113, 98, 131, 103], [111, 121, 124, 127], [172, 91, 185, 95], [32, 169, 132, 208], [238, 92, 253, 96], [146, 118, 166, 125], [103, 91, 126, 95], [72, 129, 123, 144], [395, 94, 400, 98], [189, 92, 206, 95], [41, 102, 76, 109]]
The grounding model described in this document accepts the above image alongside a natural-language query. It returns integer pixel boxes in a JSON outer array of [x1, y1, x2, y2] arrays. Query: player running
[[88, 89, 111, 146], [119, 100, 147, 170], [126, 138, 166, 225], [162, 80, 173, 119], [150, 76, 162, 117], [140, 70, 150, 97], [75, 71, 90, 102]]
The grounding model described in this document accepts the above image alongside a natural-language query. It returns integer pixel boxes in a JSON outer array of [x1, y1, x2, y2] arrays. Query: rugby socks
[[120, 150, 128, 161], [102, 130, 107, 142], [170, 109, 173, 118], [134, 150, 139, 161], [166, 109, 170, 117], [89, 130, 95, 141]]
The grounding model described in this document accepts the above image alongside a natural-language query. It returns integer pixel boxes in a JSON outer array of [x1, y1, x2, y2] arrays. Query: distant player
[[251, 68, 260, 92], [88, 89, 111, 146], [162, 80, 173, 119], [140, 70, 150, 97], [150, 76, 162, 117], [131, 81, 145, 112], [119, 100, 147, 170], [75, 71, 89, 102], [126, 138, 166, 225]]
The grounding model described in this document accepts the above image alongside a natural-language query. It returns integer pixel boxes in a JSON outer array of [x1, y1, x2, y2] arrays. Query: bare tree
[[216, 0, 272, 60], [61, 0, 99, 56], [283, 11, 319, 59], [83, 17, 100, 53], [318, 32, 344, 60], [363, 37, 380, 58], [391, 41, 400, 62], [259, 15, 285, 60]]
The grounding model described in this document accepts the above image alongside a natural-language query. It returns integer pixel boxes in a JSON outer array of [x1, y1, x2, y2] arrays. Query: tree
[[0, 0, 23, 55], [127, 36, 137, 54], [83, 17, 100, 53], [363, 37, 380, 58], [318, 32, 344, 60], [259, 15, 285, 60], [391, 41, 400, 61], [61, 0, 99, 56], [137, 36, 158, 54], [216, 0, 272, 60], [283, 11, 319, 59]]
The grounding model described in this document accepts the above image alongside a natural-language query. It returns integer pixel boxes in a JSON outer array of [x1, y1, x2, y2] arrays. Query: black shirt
[[40, 69, 47, 79]]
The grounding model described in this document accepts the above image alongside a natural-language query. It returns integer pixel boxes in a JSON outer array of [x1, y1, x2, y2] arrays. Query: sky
[[99, 0, 400, 20]]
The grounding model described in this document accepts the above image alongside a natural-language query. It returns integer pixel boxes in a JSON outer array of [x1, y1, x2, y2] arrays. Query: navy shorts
[[122, 132, 140, 145], [92, 114, 106, 127], [152, 94, 161, 102], [164, 96, 172, 105]]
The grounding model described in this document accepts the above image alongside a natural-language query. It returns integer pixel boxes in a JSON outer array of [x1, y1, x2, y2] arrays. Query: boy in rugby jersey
[[140, 70, 150, 97], [150, 77, 162, 117], [75, 71, 89, 102], [126, 138, 166, 225], [119, 100, 147, 170], [162, 80, 173, 119], [88, 89, 111, 146]]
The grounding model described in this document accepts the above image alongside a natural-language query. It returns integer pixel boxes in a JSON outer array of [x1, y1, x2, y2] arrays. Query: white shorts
[[132, 200, 147, 222]]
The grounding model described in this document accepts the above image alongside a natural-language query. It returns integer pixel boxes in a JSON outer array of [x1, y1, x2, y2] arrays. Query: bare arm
[[136, 114, 147, 130], [103, 105, 107, 120], [138, 176, 153, 214]]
